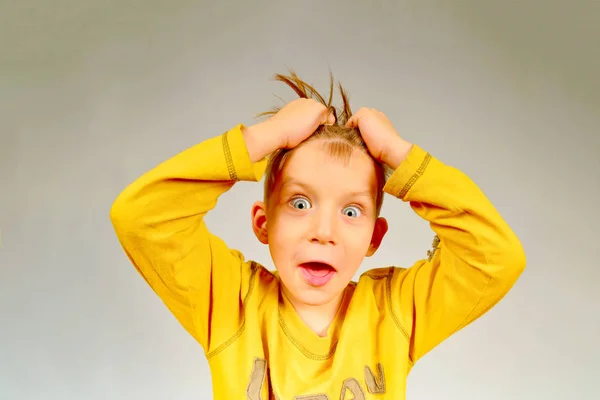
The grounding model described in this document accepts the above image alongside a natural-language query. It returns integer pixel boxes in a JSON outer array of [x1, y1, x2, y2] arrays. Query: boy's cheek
[[341, 227, 373, 247], [272, 215, 309, 236]]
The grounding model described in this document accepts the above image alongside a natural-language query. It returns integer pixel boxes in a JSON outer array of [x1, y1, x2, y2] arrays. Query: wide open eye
[[342, 206, 361, 218], [290, 197, 311, 210]]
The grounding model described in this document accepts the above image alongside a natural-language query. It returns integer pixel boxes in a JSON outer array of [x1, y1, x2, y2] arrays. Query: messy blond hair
[[259, 71, 393, 215]]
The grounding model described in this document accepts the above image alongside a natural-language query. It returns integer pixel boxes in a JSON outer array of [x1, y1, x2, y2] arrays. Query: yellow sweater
[[110, 124, 526, 399]]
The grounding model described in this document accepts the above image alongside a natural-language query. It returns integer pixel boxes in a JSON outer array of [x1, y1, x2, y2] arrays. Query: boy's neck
[[282, 287, 347, 337]]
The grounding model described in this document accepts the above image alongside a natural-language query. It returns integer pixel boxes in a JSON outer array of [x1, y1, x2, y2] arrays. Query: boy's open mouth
[[298, 262, 336, 287]]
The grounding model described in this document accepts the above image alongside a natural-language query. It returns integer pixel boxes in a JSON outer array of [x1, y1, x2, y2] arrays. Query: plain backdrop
[[1, 1, 599, 399]]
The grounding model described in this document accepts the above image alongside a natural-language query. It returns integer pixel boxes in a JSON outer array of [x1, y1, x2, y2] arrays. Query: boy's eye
[[342, 206, 361, 218], [290, 197, 311, 210]]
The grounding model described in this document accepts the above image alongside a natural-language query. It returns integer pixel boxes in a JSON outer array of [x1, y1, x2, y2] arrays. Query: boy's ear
[[366, 217, 388, 257], [251, 201, 269, 244]]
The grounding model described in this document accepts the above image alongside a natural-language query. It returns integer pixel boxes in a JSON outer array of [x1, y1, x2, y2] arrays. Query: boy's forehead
[[278, 141, 378, 195]]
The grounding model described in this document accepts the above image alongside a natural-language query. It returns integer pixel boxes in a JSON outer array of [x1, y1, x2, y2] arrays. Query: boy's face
[[252, 139, 388, 308]]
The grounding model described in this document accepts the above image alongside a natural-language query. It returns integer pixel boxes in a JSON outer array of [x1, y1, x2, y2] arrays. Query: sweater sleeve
[[383, 145, 526, 364], [109, 124, 266, 354]]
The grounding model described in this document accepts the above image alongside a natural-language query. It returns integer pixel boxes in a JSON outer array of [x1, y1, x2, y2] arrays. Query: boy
[[110, 72, 526, 399]]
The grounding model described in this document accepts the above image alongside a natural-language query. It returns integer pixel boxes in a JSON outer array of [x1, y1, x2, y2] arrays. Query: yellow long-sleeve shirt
[[110, 124, 526, 399]]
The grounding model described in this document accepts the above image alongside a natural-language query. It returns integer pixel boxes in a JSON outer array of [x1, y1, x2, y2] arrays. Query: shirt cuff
[[222, 124, 267, 182], [383, 144, 432, 200]]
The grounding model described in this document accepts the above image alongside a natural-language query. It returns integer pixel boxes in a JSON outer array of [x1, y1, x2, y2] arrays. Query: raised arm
[[346, 108, 526, 364], [386, 144, 526, 363], [110, 99, 334, 354], [110, 125, 268, 354]]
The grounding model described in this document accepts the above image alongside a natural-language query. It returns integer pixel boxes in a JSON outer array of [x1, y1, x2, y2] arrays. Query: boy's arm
[[384, 144, 526, 364], [110, 124, 271, 354]]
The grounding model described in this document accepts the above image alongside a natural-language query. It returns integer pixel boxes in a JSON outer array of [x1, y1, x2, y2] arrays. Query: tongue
[[302, 262, 333, 276]]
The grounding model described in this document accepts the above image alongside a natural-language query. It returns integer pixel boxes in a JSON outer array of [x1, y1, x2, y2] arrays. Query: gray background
[[1, 0, 599, 399]]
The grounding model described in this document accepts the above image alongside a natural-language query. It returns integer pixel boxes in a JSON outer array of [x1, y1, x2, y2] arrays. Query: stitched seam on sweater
[[385, 268, 410, 343], [398, 152, 431, 198], [277, 282, 351, 360], [364, 269, 413, 365], [277, 311, 338, 361], [385, 268, 414, 365], [362, 273, 388, 280], [222, 132, 238, 180], [206, 262, 259, 359]]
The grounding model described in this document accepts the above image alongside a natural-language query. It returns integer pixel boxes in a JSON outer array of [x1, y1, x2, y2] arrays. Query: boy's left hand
[[346, 108, 413, 170]]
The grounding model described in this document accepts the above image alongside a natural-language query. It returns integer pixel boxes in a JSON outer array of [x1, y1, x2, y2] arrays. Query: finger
[[346, 107, 366, 128], [345, 115, 357, 128], [319, 105, 334, 125], [325, 111, 336, 125], [370, 108, 384, 118]]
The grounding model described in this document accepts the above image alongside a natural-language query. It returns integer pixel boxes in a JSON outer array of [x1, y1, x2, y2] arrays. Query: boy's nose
[[310, 210, 337, 245]]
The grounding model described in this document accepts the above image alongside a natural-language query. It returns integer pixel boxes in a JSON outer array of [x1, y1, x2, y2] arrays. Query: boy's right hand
[[243, 99, 335, 163], [266, 98, 336, 149]]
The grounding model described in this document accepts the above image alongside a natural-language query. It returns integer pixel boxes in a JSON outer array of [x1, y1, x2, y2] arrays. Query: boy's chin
[[287, 284, 346, 308]]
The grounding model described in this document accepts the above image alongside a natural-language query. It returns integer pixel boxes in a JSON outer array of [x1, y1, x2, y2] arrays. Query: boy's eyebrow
[[278, 178, 316, 194], [279, 178, 375, 199]]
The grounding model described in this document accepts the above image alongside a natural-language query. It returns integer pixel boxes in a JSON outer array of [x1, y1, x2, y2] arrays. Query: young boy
[[110, 72, 526, 399]]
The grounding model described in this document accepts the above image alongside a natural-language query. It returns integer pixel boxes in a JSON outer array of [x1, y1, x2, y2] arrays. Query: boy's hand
[[244, 99, 335, 163], [346, 108, 413, 169], [266, 98, 336, 149]]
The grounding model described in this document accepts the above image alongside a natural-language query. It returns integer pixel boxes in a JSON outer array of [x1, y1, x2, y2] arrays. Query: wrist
[[384, 138, 413, 170], [242, 122, 284, 163]]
